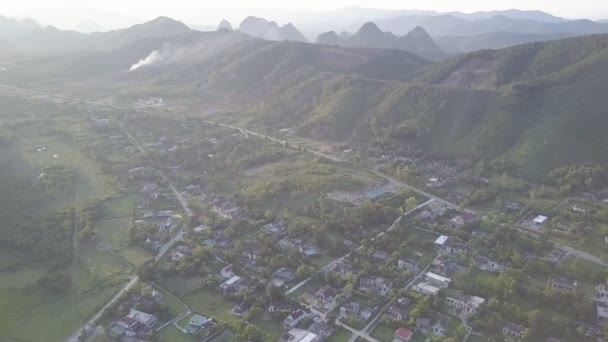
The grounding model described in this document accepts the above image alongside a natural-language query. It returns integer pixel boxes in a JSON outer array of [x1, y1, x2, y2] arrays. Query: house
[[273, 267, 296, 282], [340, 302, 360, 318], [550, 277, 578, 292], [268, 302, 291, 313], [300, 245, 319, 258], [415, 318, 431, 332], [232, 302, 251, 317], [360, 307, 375, 321], [220, 264, 234, 279], [427, 178, 443, 187], [442, 241, 468, 256], [397, 297, 412, 308], [502, 322, 525, 338], [394, 327, 413, 342], [577, 322, 601, 337], [596, 283, 608, 303], [283, 309, 308, 329], [475, 256, 505, 272], [372, 250, 390, 263], [333, 261, 357, 278], [572, 205, 588, 214], [597, 303, 608, 322], [434, 235, 449, 247], [424, 272, 451, 288], [359, 277, 393, 296], [219, 275, 242, 295], [280, 328, 320, 342], [398, 259, 419, 272], [412, 283, 440, 296], [429, 202, 448, 217], [387, 306, 408, 321], [432, 315, 449, 336], [127, 309, 158, 328], [533, 215, 548, 227], [445, 295, 485, 316], [187, 314, 209, 334], [309, 322, 334, 339], [449, 213, 480, 229], [315, 286, 343, 308]]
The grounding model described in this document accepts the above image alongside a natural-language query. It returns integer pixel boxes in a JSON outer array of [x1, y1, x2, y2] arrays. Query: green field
[[158, 325, 195, 342], [182, 288, 236, 323], [0, 247, 129, 341], [370, 323, 396, 342], [326, 327, 352, 342]]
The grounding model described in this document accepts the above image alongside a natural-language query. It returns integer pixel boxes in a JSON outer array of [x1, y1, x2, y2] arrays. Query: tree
[[405, 197, 418, 211]]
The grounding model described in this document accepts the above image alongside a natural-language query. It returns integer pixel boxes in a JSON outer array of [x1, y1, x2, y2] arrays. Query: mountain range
[[3, 15, 608, 181], [0, 15, 191, 54], [238, 17, 307, 42], [317, 23, 446, 60], [372, 14, 608, 37]]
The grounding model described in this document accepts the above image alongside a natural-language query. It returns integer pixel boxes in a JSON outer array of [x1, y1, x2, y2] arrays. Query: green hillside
[[6, 30, 608, 181]]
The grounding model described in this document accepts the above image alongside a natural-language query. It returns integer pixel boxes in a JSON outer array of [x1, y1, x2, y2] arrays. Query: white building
[[424, 272, 451, 288]]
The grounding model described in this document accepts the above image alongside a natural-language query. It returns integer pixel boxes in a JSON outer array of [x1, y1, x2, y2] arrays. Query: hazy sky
[[3, 0, 608, 31]]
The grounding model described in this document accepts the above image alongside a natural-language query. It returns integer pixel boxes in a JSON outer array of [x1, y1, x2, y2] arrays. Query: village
[[68, 109, 608, 342]]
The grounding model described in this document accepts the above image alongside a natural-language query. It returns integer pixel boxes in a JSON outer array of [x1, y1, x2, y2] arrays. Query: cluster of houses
[[278, 238, 320, 258], [108, 287, 165, 341], [200, 192, 243, 219]]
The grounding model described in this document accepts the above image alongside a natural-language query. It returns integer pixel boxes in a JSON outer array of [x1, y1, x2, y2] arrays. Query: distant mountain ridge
[[0, 15, 191, 54], [317, 23, 446, 60], [372, 14, 608, 37], [239, 16, 307, 42], [435, 32, 575, 53]]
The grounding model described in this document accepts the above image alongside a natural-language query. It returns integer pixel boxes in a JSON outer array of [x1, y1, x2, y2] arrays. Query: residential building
[[412, 283, 440, 296], [398, 259, 419, 272], [333, 261, 357, 278], [220, 264, 234, 279], [415, 318, 430, 332], [273, 267, 296, 282], [550, 277, 578, 292], [127, 309, 158, 328], [394, 327, 413, 342], [597, 303, 608, 322], [309, 322, 334, 339], [219, 275, 242, 295], [432, 315, 448, 336], [359, 277, 393, 296], [502, 322, 525, 338], [533, 215, 548, 227], [187, 314, 210, 334], [372, 250, 390, 263], [596, 283, 608, 303], [387, 306, 408, 321], [340, 302, 360, 318], [283, 309, 308, 329], [424, 272, 451, 288], [279, 328, 320, 342], [434, 235, 449, 247], [475, 256, 505, 272], [314, 286, 343, 309], [445, 295, 485, 317]]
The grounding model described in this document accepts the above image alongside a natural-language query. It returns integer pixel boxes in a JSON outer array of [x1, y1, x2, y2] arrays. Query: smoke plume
[[129, 50, 162, 71]]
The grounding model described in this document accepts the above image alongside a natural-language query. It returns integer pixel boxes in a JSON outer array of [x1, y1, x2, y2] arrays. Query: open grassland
[[0, 247, 129, 341]]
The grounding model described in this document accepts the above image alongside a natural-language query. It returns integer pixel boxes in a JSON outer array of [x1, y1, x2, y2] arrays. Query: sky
[[3, 0, 608, 31]]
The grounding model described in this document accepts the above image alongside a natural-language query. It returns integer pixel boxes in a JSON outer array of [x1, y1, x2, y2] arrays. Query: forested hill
[[6, 29, 608, 181]]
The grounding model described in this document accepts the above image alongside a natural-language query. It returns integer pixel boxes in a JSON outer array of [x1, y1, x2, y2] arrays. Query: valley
[[1, 8, 608, 342]]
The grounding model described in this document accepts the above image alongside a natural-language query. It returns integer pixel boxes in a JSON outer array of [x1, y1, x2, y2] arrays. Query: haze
[[4, 0, 608, 32]]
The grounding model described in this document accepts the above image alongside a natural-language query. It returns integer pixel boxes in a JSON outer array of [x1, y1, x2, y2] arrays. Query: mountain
[[447, 9, 565, 23], [7, 23, 608, 181], [239, 17, 307, 42], [0, 16, 191, 54], [316, 23, 446, 60], [373, 14, 608, 37], [218, 19, 233, 32], [283, 7, 568, 34], [436, 32, 574, 53]]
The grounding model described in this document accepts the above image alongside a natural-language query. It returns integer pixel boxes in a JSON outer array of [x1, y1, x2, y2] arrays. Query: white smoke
[[129, 50, 162, 72]]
